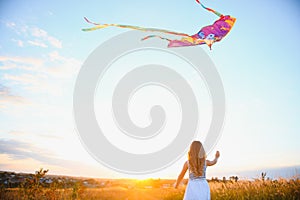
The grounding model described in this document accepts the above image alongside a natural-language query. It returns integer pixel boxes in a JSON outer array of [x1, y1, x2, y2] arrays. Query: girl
[[174, 141, 220, 200]]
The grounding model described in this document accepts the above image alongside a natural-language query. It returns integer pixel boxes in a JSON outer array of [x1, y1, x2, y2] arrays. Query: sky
[[0, 0, 300, 179]]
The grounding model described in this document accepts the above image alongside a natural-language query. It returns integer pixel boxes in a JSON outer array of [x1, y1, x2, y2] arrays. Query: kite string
[[195, 0, 223, 17]]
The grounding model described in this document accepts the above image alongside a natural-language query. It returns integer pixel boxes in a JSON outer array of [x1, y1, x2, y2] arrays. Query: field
[[1, 179, 299, 200]]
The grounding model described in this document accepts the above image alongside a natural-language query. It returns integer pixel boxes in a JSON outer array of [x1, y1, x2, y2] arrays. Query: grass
[[210, 179, 300, 200], [1, 169, 299, 200], [1, 179, 299, 200]]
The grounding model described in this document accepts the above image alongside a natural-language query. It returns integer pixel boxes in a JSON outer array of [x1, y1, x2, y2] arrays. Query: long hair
[[188, 141, 206, 177]]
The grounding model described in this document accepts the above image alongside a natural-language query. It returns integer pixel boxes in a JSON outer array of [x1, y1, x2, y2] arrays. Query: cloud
[[8, 130, 63, 140], [0, 55, 43, 70], [0, 89, 72, 125], [5, 22, 20, 35], [0, 53, 80, 78], [38, 134, 62, 140], [6, 21, 62, 49], [47, 36, 62, 49], [0, 84, 29, 109], [0, 56, 64, 95], [30, 27, 62, 48], [5, 21, 29, 36], [8, 130, 27, 136], [0, 139, 34, 160], [0, 53, 81, 95], [3, 73, 43, 85], [11, 39, 24, 47], [0, 139, 111, 177], [28, 40, 48, 48], [0, 139, 57, 162], [46, 51, 81, 78], [3, 73, 63, 96], [6, 21, 16, 28]]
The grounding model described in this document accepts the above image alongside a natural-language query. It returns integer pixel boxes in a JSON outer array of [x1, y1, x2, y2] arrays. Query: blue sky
[[0, 0, 299, 179]]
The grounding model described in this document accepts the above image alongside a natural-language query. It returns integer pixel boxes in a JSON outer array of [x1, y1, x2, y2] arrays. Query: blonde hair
[[188, 141, 206, 177]]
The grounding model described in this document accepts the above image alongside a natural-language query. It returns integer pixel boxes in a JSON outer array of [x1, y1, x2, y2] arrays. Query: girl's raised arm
[[206, 151, 220, 166]]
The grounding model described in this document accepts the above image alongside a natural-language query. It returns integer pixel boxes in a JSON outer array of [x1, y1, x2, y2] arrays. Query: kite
[[82, 0, 236, 49]]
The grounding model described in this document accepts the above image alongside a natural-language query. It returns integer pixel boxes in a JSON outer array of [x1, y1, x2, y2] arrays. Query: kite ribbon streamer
[[82, 17, 189, 38], [196, 0, 223, 17]]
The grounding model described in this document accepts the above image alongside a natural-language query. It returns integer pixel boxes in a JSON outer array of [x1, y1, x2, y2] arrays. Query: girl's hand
[[215, 151, 220, 159], [173, 182, 178, 189]]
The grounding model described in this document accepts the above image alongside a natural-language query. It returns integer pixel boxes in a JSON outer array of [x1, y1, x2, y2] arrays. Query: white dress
[[183, 161, 210, 200]]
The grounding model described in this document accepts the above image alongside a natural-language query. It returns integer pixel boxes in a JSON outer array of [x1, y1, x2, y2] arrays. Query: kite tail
[[84, 17, 100, 26], [195, 0, 223, 17], [142, 35, 203, 48], [82, 17, 190, 37], [141, 35, 172, 42]]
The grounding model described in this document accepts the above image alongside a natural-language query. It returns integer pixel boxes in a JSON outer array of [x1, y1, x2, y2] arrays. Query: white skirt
[[183, 179, 210, 200]]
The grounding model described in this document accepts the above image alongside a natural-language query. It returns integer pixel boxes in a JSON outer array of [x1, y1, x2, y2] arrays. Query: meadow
[[0, 169, 299, 200], [1, 180, 299, 200]]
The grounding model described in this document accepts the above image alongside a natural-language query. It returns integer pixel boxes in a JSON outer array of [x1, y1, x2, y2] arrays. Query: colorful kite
[[82, 0, 236, 49]]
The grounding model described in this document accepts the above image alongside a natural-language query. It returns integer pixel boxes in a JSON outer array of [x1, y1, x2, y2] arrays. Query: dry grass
[[1, 179, 299, 200], [210, 179, 300, 200]]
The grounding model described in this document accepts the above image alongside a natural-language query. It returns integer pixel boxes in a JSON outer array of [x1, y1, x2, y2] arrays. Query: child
[[174, 141, 220, 200]]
